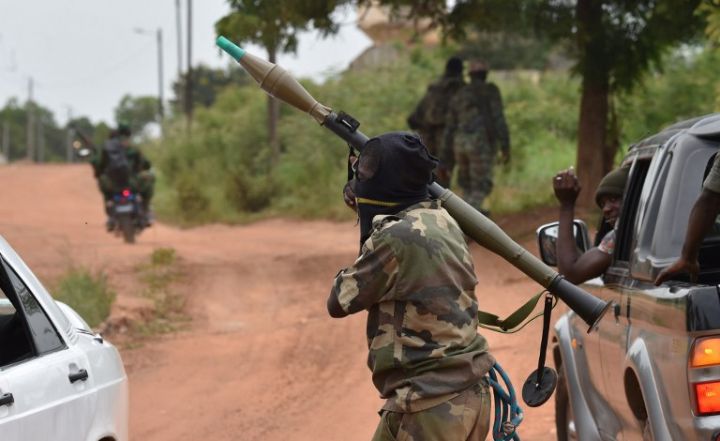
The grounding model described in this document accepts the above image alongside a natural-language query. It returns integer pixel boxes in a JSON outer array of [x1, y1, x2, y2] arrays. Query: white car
[[0, 236, 128, 441]]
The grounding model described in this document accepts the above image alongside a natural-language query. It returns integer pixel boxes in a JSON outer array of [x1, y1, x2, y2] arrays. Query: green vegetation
[[149, 43, 719, 223], [54, 267, 116, 328], [133, 247, 187, 336]]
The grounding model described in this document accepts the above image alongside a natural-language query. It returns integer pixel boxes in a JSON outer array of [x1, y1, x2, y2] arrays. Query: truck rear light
[[695, 381, 720, 414], [691, 337, 720, 367]]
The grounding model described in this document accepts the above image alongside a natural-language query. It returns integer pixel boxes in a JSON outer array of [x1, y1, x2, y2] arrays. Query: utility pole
[[157, 28, 164, 128], [37, 119, 44, 163], [175, 0, 183, 79], [2, 119, 9, 163], [134, 27, 166, 134], [185, 0, 193, 130], [26, 77, 34, 162], [65, 106, 74, 163]]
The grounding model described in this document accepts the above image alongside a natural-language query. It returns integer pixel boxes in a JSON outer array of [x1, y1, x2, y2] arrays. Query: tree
[[356, 0, 704, 207], [0, 98, 67, 162], [114, 94, 159, 137], [215, 0, 349, 164], [171, 64, 249, 113]]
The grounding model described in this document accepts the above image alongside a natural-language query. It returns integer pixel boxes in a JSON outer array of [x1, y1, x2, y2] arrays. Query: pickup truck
[[537, 113, 720, 441]]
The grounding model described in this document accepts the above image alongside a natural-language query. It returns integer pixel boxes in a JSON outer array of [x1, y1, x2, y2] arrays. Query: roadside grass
[[54, 268, 116, 329], [132, 247, 188, 336]]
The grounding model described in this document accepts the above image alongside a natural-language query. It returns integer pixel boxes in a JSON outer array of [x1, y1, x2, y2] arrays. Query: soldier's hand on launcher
[[344, 154, 359, 212], [553, 168, 581, 206], [343, 181, 357, 212]]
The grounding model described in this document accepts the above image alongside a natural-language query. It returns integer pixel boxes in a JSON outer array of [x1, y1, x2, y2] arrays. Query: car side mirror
[[536, 220, 591, 267]]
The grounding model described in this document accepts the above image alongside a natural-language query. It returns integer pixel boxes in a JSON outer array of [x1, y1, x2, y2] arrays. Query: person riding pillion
[[330, 132, 494, 441], [96, 123, 155, 227]]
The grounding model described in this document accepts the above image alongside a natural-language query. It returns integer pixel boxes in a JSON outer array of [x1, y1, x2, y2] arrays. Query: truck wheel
[[555, 364, 577, 441]]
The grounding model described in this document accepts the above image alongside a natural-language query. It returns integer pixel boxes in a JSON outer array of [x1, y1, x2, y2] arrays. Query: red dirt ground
[[0, 163, 566, 441]]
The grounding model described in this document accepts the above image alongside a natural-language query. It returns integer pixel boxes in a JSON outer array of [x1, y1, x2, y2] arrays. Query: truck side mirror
[[536, 220, 591, 267]]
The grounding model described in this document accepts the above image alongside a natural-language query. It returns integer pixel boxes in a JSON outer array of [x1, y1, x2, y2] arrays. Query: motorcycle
[[72, 128, 148, 244], [107, 187, 146, 244]]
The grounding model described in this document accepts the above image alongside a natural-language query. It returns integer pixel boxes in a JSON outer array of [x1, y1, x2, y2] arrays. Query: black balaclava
[[445, 56, 463, 78], [352, 132, 438, 247], [469, 60, 488, 83], [469, 70, 488, 82]]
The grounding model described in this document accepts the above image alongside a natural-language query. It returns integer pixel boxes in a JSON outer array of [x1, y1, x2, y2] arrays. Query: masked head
[[445, 56, 463, 78], [351, 132, 438, 246], [468, 60, 489, 82]]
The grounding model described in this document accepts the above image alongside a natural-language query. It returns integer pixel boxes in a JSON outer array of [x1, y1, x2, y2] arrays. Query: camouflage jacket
[[441, 80, 510, 164], [331, 200, 495, 412], [407, 75, 465, 130]]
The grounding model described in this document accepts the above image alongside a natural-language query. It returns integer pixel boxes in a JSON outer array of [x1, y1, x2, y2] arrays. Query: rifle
[[69, 125, 97, 158]]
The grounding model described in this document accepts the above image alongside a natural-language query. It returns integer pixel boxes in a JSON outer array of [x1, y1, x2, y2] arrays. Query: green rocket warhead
[[216, 36, 611, 333]]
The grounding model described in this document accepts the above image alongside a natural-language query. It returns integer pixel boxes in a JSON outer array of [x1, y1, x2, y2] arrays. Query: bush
[[54, 268, 115, 328], [147, 44, 719, 223]]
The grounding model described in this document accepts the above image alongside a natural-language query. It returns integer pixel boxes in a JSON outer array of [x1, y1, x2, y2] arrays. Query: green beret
[[595, 166, 629, 208]]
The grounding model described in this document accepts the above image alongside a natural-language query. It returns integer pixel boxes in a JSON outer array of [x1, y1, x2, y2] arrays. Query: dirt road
[[0, 163, 563, 440]]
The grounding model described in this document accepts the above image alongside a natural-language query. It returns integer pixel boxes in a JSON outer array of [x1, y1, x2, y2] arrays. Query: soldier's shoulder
[[485, 82, 502, 94]]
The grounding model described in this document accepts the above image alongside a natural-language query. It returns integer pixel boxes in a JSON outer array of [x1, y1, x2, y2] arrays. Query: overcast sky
[[0, 0, 372, 126]]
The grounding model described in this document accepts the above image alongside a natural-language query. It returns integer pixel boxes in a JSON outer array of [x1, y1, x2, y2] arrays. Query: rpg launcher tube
[[216, 36, 611, 332]]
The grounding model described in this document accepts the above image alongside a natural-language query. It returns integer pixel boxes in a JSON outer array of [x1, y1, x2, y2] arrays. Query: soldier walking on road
[[442, 60, 510, 214], [407, 57, 465, 187], [331, 132, 494, 441]]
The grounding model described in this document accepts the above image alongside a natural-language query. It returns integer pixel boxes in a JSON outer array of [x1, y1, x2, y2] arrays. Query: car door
[[0, 257, 97, 441], [594, 157, 653, 440]]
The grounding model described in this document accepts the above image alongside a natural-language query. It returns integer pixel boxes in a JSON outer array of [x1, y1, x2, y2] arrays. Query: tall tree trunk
[[575, 0, 610, 208], [576, 76, 609, 209], [605, 91, 620, 172], [267, 47, 280, 165]]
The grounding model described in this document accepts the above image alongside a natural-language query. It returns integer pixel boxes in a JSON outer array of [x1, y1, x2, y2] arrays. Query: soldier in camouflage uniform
[[96, 124, 156, 228], [442, 60, 510, 213], [407, 57, 465, 187], [330, 132, 494, 441]]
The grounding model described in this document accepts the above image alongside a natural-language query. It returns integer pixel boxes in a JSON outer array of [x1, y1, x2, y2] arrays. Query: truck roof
[[629, 113, 720, 152]]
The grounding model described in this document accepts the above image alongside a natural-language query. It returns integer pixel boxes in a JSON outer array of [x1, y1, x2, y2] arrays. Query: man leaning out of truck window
[[552, 166, 630, 284], [655, 154, 720, 285]]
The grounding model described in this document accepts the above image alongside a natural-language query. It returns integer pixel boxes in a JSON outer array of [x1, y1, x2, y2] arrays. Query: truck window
[[614, 159, 652, 264]]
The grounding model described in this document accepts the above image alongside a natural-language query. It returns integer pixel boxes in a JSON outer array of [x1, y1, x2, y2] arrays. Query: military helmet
[[117, 122, 132, 137], [468, 60, 489, 73]]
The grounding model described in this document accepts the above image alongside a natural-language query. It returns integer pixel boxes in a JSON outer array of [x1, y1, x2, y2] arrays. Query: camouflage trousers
[[454, 146, 495, 212], [371, 381, 491, 441]]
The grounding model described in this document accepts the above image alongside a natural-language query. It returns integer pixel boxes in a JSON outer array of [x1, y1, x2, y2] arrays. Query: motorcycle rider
[[95, 123, 155, 229]]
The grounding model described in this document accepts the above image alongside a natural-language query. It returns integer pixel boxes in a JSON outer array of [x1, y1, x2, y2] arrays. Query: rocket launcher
[[216, 36, 611, 333]]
